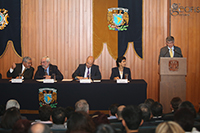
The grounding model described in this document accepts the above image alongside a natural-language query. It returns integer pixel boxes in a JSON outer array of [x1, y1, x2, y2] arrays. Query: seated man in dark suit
[[0, 73, 2, 79], [122, 105, 143, 133], [110, 56, 131, 80], [163, 97, 182, 121], [72, 56, 101, 80], [7, 56, 34, 79], [158, 36, 183, 64], [34, 56, 63, 80]]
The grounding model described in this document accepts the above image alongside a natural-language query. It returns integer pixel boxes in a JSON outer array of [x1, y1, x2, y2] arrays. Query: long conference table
[[0, 79, 147, 119]]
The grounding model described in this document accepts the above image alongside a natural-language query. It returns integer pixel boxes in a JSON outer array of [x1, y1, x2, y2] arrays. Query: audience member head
[[22, 56, 32, 69], [0, 104, 5, 116], [41, 56, 50, 69], [138, 103, 152, 122], [65, 106, 75, 120], [116, 56, 126, 67], [51, 107, 66, 124], [170, 97, 182, 112], [6, 99, 20, 110], [108, 103, 119, 116], [95, 124, 115, 133], [12, 119, 31, 133], [156, 121, 184, 133], [75, 99, 89, 113], [116, 105, 126, 120], [86, 56, 95, 68], [67, 111, 96, 133], [174, 108, 194, 132], [121, 105, 143, 132], [92, 111, 110, 127], [29, 123, 51, 133], [179, 101, 196, 118], [0, 107, 21, 129], [144, 98, 154, 108], [151, 102, 163, 117], [39, 105, 52, 121]]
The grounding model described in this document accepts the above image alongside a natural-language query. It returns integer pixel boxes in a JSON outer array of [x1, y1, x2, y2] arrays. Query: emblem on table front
[[39, 88, 57, 108], [169, 60, 179, 71]]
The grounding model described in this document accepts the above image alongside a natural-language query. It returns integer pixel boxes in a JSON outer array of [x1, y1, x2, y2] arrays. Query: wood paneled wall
[[0, 0, 199, 110], [171, 0, 200, 110]]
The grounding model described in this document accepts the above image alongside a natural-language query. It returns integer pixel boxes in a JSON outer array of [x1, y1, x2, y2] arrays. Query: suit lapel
[[82, 64, 86, 76]]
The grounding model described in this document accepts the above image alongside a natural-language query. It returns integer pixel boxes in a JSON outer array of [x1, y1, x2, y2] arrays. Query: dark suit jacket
[[7, 63, 34, 79], [34, 64, 63, 80], [72, 64, 101, 80], [0, 73, 2, 79], [110, 67, 131, 80], [158, 46, 183, 64]]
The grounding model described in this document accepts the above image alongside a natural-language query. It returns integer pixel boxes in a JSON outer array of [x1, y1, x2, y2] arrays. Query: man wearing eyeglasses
[[34, 56, 63, 80], [7, 56, 34, 79]]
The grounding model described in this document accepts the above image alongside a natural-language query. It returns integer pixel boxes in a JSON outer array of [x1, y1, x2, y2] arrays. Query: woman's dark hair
[[116, 56, 126, 67], [12, 119, 31, 133], [67, 111, 95, 133], [92, 111, 109, 127], [0, 107, 21, 129]]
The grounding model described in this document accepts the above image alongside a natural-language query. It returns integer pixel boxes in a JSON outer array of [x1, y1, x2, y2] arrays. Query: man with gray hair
[[7, 56, 34, 79], [34, 56, 63, 80], [75, 99, 89, 114]]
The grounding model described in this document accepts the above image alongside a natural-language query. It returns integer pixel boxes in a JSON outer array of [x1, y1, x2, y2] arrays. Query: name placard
[[117, 79, 128, 83], [11, 79, 23, 83], [43, 79, 54, 83], [80, 79, 92, 83]]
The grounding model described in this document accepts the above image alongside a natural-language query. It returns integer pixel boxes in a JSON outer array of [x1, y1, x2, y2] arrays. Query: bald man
[[72, 56, 101, 80], [29, 123, 51, 133]]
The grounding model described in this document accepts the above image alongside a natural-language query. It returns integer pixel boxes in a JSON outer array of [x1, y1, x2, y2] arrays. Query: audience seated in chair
[[144, 98, 155, 108], [156, 121, 185, 133], [0, 107, 21, 129], [75, 99, 89, 114], [121, 105, 143, 133], [163, 97, 182, 121], [150, 102, 164, 124], [139, 103, 152, 122], [50, 107, 67, 130], [0, 99, 27, 122], [110, 105, 125, 133], [66, 111, 96, 133], [174, 108, 200, 132], [65, 106, 75, 122], [31, 105, 52, 126], [107, 103, 119, 122]]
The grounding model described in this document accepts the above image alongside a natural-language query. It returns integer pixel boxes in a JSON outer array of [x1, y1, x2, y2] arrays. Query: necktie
[[87, 68, 90, 78], [21, 69, 26, 76], [170, 48, 173, 58], [44, 69, 48, 75]]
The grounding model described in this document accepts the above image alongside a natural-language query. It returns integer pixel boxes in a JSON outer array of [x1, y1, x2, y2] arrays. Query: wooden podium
[[159, 57, 187, 113]]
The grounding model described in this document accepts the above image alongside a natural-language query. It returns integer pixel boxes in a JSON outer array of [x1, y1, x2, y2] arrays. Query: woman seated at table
[[110, 56, 131, 80]]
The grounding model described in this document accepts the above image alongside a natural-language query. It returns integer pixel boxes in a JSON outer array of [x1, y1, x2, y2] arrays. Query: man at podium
[[158, 36, 183, 64]]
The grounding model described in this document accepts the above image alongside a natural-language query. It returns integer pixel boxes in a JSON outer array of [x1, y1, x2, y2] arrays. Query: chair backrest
[[0, 128, 12, 133]]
